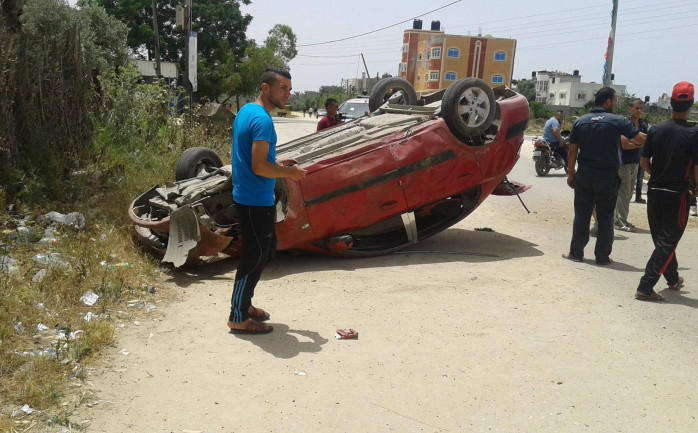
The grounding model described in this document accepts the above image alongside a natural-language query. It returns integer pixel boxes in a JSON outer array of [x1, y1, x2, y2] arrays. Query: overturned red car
[[129, 77, 530, 266]]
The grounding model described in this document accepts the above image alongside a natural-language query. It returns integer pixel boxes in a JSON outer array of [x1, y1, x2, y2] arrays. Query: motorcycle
[[532, 131, 569, 176]]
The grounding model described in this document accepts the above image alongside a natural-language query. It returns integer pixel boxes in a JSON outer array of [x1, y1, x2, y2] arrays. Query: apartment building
[[399, 20, 516, 94]]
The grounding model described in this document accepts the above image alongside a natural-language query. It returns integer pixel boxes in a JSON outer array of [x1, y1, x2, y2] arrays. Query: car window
[[339, 100, 370, 117]]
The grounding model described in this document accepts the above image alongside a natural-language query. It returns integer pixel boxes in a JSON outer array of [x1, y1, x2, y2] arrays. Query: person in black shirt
[[563, 87, 645, 265], [635, 81, 698, 301]]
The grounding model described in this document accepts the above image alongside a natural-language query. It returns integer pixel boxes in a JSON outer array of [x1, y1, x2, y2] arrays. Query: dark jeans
[[637, 189, 688, 294], [549, 140, 568, 166], [635, 166, 645, 200], [229, 202, 277, 323], [569, 166, 620, 262]]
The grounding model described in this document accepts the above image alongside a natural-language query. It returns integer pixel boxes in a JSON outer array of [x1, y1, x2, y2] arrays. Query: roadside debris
[[80, 291, 99, 307], [39, 211, 86, 230], [335, 328, 359, 340], [33, 253, 72, 271], [0, 255, 19, 275], [32, 268, 47, 283]]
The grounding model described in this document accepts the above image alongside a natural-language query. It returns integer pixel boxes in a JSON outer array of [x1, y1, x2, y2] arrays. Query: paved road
[[84, 117, 698, 433]]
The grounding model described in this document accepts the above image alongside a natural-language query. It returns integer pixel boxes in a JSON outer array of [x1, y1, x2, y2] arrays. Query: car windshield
[[339, 100, 370, 118]]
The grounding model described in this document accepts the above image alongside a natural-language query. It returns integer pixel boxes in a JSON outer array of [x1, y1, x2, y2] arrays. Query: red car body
[[129, 80, 530, 266]]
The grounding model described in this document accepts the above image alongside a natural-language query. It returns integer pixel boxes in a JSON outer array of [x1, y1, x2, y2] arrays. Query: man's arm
[[621, 135, 643, 150], [566, 142, 578, 189], [251, 140, 307, 181], [553, 126, 564, 144], [640, 156, 651, 175]]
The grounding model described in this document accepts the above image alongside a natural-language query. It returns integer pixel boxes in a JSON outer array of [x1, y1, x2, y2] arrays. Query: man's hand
[[567, 172, 575, 189], [286, 164, 307, 181]]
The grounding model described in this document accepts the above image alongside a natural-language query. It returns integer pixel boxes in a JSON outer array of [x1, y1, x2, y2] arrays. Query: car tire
[[441, 78, 496, 141], [535, 158, 550, 176], [368, 77, 418, 112], [175, 147, 223, 181]]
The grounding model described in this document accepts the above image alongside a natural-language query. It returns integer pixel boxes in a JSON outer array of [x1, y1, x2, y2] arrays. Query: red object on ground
[[335, 329, 359, 340]]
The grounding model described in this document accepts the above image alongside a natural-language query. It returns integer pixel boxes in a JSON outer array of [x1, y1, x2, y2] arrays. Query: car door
[[300, 145, 408, 239], [389, 122, 482, 210]]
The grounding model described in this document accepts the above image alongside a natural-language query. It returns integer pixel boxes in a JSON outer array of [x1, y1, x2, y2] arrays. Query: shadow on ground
[[229, 324, 329, 359], [162, 227, 543, 287]]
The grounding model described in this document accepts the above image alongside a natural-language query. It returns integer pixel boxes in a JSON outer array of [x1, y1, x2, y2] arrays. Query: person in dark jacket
[[563, 87, 646, 265]]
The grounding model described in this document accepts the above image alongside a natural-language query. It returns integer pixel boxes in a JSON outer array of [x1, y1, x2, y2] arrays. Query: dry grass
[[0, 118, 232, 430]]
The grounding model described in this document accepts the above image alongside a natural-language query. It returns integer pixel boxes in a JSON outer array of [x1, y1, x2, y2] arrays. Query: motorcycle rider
[[543, 110, 567, 167]]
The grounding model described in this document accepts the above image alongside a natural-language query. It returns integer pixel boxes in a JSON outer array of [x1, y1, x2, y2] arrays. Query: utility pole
[[152, 0, 161, 78], [602, 0, 618, 87]]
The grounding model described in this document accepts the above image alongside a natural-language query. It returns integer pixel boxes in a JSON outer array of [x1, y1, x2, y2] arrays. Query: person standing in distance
[[614, 99, 648, 231], [228, 68, 307, 334], [563, 87, 646, 265], [635, 81, 698, 301], [316, 98, 341, 131]]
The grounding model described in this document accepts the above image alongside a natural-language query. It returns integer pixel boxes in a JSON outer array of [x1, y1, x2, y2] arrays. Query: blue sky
[[241, 0, 697, 101]]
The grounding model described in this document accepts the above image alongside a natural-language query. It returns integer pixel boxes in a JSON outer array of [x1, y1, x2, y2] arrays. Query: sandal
[[668, 276, 684, 290], [228, 319, 273, 334], [248, 306, 270, 322], [635, 291, 664, 302], [562, 253, 583, 262]]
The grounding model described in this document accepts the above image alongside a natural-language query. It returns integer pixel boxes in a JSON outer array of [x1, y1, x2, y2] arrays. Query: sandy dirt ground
[[76, 116, 698, 432]]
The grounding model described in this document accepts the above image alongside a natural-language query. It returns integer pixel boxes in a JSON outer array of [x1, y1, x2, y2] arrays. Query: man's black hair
[[594, 87, 616, 106], [260, 68, 292, 88], [671, 99, 694, 113], [325, 98, 338, 109]]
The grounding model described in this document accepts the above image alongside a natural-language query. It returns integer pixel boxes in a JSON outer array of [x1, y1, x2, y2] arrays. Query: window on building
[[549, 93, 555, 99], [492, 74, 503, 84], [417, 75, 421, 81], [445, 72, 456, 81], [417, 54, 422, 61], [430, 71, 439, 81], [447, 48, 459, 58], [431, 47, 441, 59], [402, 44, 408, 53], [494, 51, 506, 62], [576, 93, 586, 100], [559, 92, 566, 99]]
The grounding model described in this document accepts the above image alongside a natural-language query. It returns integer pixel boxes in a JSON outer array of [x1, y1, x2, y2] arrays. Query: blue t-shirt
[[543, 117, 560, 144], [232, 103, 277, 206]]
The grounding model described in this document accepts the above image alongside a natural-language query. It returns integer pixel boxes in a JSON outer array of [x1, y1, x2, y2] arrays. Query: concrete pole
[[152, 0, 161, 78], [602, 0, 618, 87]]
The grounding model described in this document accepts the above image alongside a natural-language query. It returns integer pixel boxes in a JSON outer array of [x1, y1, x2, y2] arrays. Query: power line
[[297, 0, 462, 47]]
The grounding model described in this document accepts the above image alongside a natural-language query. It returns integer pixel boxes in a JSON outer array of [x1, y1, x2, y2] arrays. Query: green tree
[[80, 0, 252, 66], [512, 78, 535, 102], [235, 25, 298, 98], [264, 24, 296, 66]]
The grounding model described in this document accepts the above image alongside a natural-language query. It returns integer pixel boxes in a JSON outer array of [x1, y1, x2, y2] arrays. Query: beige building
[[399, 20, 516, 94]]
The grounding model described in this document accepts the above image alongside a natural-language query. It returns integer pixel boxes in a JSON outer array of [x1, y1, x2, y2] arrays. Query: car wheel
[[175, 147, 223, 181], [441, 78, 496, 141], [535, 158, 550, 176], [368, 77, 418, 112]]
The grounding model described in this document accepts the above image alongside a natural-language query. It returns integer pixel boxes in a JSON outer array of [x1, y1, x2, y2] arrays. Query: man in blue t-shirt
[[563, 87, 646, 265], [227, 68, 307, 334], [543, 110, 567, 166]]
